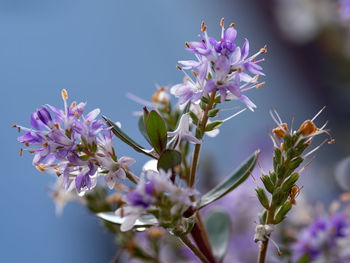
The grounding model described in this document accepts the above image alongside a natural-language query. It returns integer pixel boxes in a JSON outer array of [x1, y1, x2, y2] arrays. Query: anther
[[260, 45, 268, 53], [220, 17, 224, 28], [19, 148, 23, 156], [201, 21, 207, 32], [70, 101, 76, 109], [54, 123, 60, 130], [256, 82, 265, 89], [61, 89, 68, 101], [35, 164, 46, 172], [176, 65, 183, 71], [191, 70, 198, 77], [185, 41, 190, 48], [229, 22, 235, 27], [12, 124, 17, 128], [25, 141, 30, 147], [17, 127, 21, 133], [43, 142, 48, 147]]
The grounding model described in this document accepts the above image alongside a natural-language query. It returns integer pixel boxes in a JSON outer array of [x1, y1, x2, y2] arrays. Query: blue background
[[1, 1, 344, 262]]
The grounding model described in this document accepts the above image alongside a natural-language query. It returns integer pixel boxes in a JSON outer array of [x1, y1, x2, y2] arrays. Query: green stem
[[258, 179, 282, 263], [180, 235, 210, 263], [189, 90, 217, 187]]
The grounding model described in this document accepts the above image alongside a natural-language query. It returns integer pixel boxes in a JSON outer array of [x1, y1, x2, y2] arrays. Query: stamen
[[61, 89, 68, 101], [54, 123, 60, 130], [311, 106, 326, 122], [256, 82, 265, 89], [19, 148, 23, 156], [298, 155, 316, 174], [260, 45, 267, 53], [17, 127, 21, 133], [221, 108, 246, 122], [302, 139, 328, 159], [191, 70, 198, 78], [229, 22, 235, 27], [176, 65, 183, 71], [220, 17, 224, 28], [35, 164, 47, 172], [201, 21, 207, 32], [70, 101, 77, 109], [43, 142, 48, 147], [25, 141, 30, 147], [12, 124, 17, 128]]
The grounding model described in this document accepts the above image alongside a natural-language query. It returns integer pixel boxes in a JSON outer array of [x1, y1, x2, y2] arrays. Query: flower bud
[[282, 173, 299, 192], [261, 175, 275, 193], [272, 187, 285, 206], [256, 187, 270, 209], [299, 120, 317, 135], [147, 227, 164, 239], [274, 201, 292, 224], [273, 123, 288, 139]]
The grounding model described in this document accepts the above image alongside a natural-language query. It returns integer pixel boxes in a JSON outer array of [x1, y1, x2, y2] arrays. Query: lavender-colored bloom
[[167, 113, 202, 147], [172, 20, 265, 109], [292, 212, 350, 263], [16, 89, 133, 195], [340, 0, 350, 23], [116, 169, 195, 232]]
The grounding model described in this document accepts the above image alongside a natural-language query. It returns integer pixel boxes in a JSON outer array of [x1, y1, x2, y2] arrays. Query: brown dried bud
[[273, 123, 288, 140], [299, 120, 317, 135], [147, 227, 164, 239]]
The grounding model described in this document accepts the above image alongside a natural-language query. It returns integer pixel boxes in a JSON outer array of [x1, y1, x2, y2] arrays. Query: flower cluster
[[171, 18, 266, 111], [116, 167, 195, 232], [15, 89, 134, 194], [292, 212, 350, 262]]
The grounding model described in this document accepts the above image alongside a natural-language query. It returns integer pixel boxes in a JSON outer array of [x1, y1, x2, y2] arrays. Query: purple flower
[[172, 19, 266, 109], [16, 89, 131, 195], [292, 212, 350, 262]]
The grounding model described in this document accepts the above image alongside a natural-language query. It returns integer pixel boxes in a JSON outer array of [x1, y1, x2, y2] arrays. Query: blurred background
[[1, 0, 349, 262]]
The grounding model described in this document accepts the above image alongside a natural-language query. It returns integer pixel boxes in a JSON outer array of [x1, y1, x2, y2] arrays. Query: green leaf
[[157, 149, 182, 171], [138, 116, 152, 145], [199, 151, 258, 209], [205, 210, 231, 262], [96, 212, 158, 229], [297, 254, 309, 263], [205, 120, 223, 132], [103, 116, 157, 159], [146, 110, 167, 154], [182, 101, 191, 114]]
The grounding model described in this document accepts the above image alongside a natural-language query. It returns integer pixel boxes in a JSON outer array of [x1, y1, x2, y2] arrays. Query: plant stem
[[258, 206, 275, 263], [189, 90, 217, 188], [258, 179, 282, 263], [180, 235, 210, 263], [196, 212, 212, 252]]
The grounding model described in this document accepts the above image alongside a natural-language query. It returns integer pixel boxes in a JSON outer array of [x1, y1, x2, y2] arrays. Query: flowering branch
[[255, 108, 334, 263]]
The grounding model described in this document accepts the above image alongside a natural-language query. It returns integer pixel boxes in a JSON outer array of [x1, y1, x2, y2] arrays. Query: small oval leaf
[[157, 150, 182, 171], [138, 116, 152, 145], [199, 150, 258, 209], [205, 210, 231, 262], [146, 111, 167, 154]]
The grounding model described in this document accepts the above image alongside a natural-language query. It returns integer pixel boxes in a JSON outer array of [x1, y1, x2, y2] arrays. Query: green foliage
[[103, 116, 158, 159], [256, 188, 270, 209], [157, 149, 182, 171], [198, 151, 258, 209], [205, 120, 223, 132], [146, 110, 167, 154], [205, 210, 231, 262]]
